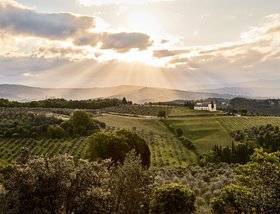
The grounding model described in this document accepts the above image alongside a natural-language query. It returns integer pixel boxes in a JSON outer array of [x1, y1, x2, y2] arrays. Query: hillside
[[0, 84, 234, 104]]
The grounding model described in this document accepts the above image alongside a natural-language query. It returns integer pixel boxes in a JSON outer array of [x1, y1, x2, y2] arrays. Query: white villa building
[[194, 102, 217, 112]]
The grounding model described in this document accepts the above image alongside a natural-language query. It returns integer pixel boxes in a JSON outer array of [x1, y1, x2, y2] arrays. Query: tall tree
[[122, 97, 127, 105]]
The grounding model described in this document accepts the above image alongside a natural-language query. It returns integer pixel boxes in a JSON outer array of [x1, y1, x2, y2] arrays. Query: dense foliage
[[0, 151, 153, 214], [153, 163, 236, 213], [232, 124, 280, 152], [104, 105, 172, 116], [0, 111, 63, 138], [88, 129, 151, 168], [0, 98, 121, 109], [211, 149, 280, 213], [0, 110, 100, 138], [229, 97, 280, 116], [149, 183, 196, 214], [202, 142, 253, 164]]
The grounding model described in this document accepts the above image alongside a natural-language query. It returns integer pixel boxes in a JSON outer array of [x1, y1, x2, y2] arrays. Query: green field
[[165, 116, 280, 153]]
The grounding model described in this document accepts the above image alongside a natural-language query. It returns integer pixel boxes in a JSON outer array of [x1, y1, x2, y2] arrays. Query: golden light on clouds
[[1, 0, 280, 90]]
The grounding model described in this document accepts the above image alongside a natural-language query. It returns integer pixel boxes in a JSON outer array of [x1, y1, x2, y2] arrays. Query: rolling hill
[[0, 84, 234, 103]]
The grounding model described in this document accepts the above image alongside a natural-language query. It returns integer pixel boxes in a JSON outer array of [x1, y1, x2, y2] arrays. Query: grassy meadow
[[165, 116, 280, 153]]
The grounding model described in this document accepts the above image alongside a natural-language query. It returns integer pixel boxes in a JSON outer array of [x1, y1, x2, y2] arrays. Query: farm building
[[194, 102, 217, 112]]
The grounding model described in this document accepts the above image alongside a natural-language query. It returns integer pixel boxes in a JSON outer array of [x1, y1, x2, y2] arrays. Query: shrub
[[149, 183, 196, 214]]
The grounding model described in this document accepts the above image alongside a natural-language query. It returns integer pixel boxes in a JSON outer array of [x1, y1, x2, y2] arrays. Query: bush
[[48, 125, 66, 138], [179, 136, 195, 150], [149, 183, 196, 214]]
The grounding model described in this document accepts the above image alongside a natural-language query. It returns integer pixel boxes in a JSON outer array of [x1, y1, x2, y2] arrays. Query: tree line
[[0, 110, 102, 138], [0, 98, 121, 109]]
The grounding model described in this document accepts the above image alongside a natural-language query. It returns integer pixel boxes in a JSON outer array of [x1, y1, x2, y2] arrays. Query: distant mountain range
[[201, 79, 280, 98], [0, 84, 235, 103], [0, 80, 279, 103]]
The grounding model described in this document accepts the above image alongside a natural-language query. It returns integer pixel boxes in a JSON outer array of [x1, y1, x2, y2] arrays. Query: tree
[[88, 132, 130, 164], [110, 151, 153, 214], [211, 101, 214, 109], [176, 128, 183, 137], [122, 97, 127, 105], [211, 148, 280, 213], [69, 110, 99, 136], [87, 129, 151, 168], [1, 152, 153, 214], [149, 183, 196, 214], [157, 111, 166, 120]]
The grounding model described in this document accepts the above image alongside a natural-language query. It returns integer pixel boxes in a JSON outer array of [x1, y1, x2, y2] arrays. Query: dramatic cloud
[[0, 1, 153, 54], [0, 1, 95, 39]]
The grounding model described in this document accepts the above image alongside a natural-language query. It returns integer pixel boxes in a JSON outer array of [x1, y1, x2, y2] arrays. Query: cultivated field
[[1, 105, 280, 169], [0, 138, 88, 167], [166, 116, 280, 153]]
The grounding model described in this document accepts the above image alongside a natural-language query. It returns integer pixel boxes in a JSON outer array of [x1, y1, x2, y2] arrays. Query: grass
[[165, 116, 280, 154]]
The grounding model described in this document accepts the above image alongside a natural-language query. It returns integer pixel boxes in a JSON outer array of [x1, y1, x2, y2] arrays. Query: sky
[[0, 0, 280, 90]]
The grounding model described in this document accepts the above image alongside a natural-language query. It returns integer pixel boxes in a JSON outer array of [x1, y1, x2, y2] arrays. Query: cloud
[[0, 1, 153, 54], [73, 33, 101, 47], [78, 0, 174, 6], [153, 49, 190, 58], [101, 32, 152, 52], [73, 32, 152, 52], [0, 56, 68, 77], [156, 13, 280, 72], [32, 47, 92, 61], [0, 1, 95, 39]]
